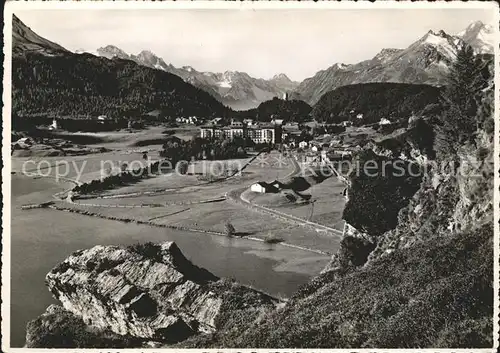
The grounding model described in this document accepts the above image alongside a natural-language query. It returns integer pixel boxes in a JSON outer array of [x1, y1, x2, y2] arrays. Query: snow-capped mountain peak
[[96, 45, 130, 60], [136, 50, 156, 59], [334, 63, 349, 70], [457, 20, 494, 54], [373, 48, 404, 63], [418, 29, 460, 61], [458, 20, 489, 36], [271, 73, 292, 82]]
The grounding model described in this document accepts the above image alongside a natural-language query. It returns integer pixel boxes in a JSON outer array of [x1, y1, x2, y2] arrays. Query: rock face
[[26, 304, 142, 348], [41, 242, 277, 345]]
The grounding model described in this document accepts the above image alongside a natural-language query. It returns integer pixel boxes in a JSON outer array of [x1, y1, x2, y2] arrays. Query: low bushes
[[263, 233, 284, 244], [72, 161, 165, 195]]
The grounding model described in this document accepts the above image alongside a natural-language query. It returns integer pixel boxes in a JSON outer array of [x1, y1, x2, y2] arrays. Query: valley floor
[[9, 126, 346, 346]]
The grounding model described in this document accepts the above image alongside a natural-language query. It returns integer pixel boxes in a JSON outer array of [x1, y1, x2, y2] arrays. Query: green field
[[13, 129, 345, 254]]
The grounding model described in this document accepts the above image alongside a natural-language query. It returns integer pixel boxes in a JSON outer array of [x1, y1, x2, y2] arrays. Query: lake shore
[[10, 172, 333, 347]]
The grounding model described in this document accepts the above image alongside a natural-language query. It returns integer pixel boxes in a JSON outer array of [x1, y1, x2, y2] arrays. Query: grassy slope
[[210, 223, 492, 348]]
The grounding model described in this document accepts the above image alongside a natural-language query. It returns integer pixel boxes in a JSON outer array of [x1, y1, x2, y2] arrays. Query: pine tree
[[436, 44, 488, 157]]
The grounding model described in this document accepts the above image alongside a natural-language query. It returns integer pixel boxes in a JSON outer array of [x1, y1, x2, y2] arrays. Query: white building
[[15, 137, 33, 148], [243, 118, 254, 126], [298, 141, 308, 149], [271, 118, 284, 126], [49, 118, 58, 130], [251, 182, 268, 193], [247, 125, 276, 144], [379, 118, 392, 126]]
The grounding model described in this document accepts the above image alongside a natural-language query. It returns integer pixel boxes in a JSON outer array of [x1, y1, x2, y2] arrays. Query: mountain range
[[77, 46, 299, 110], [294, 21, 495, 104], [12, 14, 495, 117]]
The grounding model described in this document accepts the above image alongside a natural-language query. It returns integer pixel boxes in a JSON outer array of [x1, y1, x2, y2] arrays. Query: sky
[[14, 8, 496, 81]]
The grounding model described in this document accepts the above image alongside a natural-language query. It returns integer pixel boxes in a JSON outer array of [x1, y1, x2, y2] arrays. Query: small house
[[298, 141, 308, 149], [271, 118, 284, 126], [243, 118, 254, 126], [14, 137, 34, 148], [379, 118, 391, 126], [250, 182, 279, 194], [49, 118, 58, 130]]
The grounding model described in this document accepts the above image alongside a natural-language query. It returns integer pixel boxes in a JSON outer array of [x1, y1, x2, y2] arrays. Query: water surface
[[10, 174, 330, 347]]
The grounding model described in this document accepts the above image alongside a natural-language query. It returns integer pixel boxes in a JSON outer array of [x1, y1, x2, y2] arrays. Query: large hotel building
[[200, 120, 280, 144]]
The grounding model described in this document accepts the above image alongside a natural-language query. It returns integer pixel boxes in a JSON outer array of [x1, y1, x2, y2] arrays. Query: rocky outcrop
[[26, 304, 142, 348], [369, 119, 493, 261], [33, 242, 278, 347]]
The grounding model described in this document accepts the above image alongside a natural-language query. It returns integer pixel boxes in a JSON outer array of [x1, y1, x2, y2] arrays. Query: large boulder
[[31, 241, 277, 347]]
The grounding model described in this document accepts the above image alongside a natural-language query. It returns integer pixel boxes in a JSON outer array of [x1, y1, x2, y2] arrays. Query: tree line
[[12, 52, 232, 119], [311, 82, 442, 125]]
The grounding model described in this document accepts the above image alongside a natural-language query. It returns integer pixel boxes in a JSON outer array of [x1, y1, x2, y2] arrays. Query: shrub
[[436, 44, 491, 158], [263, 233, 284, 244], [224, 222, 235, 237]]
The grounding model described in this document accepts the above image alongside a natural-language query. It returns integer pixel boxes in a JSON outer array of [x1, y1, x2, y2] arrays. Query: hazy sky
[[15, 9, 495, 81]]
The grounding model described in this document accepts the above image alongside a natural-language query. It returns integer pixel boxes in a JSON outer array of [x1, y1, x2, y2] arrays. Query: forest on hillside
[[12, 52, 232, 119], [311, 83, 442, 125], [239, 97, 312, 122]]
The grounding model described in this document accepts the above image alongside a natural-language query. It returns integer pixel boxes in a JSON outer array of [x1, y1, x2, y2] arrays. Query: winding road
[[225, 155, 344, 238]]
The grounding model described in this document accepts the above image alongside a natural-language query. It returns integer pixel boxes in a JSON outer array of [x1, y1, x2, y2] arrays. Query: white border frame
[[2, 1, 499, 352]]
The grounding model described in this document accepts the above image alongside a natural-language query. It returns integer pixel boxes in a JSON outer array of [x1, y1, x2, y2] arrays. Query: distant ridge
[[12, 15, 231, 119], [79, 46, 299, 110]]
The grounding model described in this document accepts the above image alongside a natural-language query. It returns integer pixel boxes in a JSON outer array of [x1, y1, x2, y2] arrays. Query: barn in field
[[250, 181, 279, 194]]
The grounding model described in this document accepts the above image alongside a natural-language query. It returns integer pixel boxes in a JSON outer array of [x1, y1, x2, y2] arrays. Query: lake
[[9, 174, 331, 347]]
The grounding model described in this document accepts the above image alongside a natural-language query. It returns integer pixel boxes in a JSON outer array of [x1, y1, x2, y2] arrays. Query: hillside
[[295, 21, 494, 105], [12, 16, 231, 119], [221, 224, 492, 348], [12, 14, 68, 56], [229, 44, 494, 349], [311, 83, 441, 125], [239, 97, 312, 122]]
